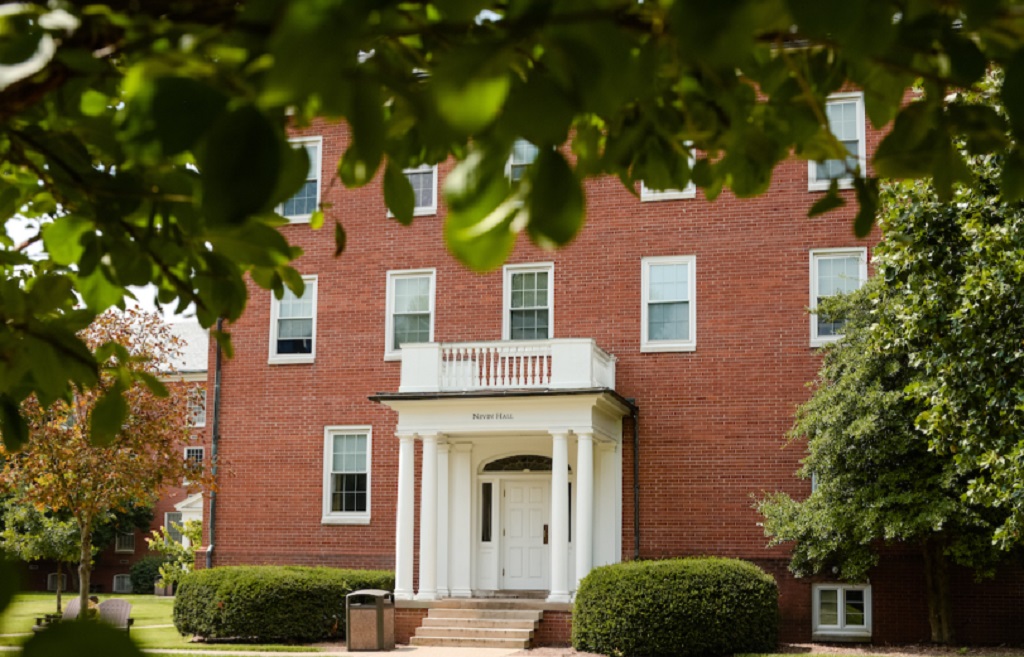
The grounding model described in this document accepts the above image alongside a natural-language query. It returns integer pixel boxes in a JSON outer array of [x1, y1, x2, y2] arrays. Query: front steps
[[409, 600, 544, 649]]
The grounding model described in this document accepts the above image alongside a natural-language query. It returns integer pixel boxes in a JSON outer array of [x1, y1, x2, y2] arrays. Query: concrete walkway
[[0, 647, 532, 657]]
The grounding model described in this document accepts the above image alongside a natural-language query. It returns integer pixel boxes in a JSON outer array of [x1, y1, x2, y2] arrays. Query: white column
[[574, 430, 595, 591], [416, 433, 439, 600], [594, 443, 617, 567], [436, 440, 450, 598], [450, 443, 473, 597], [548, 431, 571, 603], [394, 434, 416, 600]]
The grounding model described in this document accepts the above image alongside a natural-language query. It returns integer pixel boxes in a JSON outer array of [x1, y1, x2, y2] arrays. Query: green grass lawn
[[0, 593, 322, 652]]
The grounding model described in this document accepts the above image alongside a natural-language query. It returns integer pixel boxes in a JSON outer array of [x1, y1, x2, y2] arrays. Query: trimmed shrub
[[173, 565, 394, 642], [130, 555, 169, 594], [573, 557, 778, 657]]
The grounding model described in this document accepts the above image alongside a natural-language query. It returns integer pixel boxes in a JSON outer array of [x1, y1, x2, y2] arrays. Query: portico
[[373, 339, 630, 603]]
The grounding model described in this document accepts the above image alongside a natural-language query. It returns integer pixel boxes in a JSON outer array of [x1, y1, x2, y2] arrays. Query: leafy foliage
[[146, 519, 202, 589], [572, 557, 777, 657], [130, 555, 170, 594], [173, 566, 395, 642]]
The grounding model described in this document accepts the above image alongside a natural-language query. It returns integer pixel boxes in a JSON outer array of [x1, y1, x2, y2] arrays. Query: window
[[481, 482, 493, 542], [187, 388, 206, 427], [508, 139, 538, 181], [503, 263, 553, 340], [322, 426, 371, 524], [112, 574, 133, 594], [809, 93, 865, 190], [279, 137, 322, 221], [812, 584, 872, 640], [405, 165, 437, 216], [640, 181, 697, 201], [385, 269, 435, 360], [165, 511, 183, 543], [47, 573, 66, 592], [810, 248, 867, 346], [269, 275, 317, 364], [641, 256, 696, 352], [115, 532, 135, 554], [185, 446, 205, 467]]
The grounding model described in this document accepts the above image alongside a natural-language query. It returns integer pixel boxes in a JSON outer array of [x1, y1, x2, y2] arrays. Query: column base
[[546, 591, 571, 604], [414, 591, 438, 601], [394, 590, 415, 601], [450, 588, 473, 598]]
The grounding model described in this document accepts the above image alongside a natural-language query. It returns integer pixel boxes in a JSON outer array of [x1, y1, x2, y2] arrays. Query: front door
[[501, 480, 549, 589]]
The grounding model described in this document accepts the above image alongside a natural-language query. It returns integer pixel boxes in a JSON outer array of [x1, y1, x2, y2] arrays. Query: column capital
[[549, 429, 570, 440], [396, 432, 417, 443], [419, 432, 441, 442], [450, 442, 473, 454], [572, 429, 596, 440]]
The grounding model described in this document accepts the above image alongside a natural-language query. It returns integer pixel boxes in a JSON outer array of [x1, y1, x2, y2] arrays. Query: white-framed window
[[810, 248, 867, 346], [187, 387, 206, 427], [812, 584, 872, 640], [641, 256, 696, 352], [165, 511, 184, 543], [112, 574, 133, 594], [115, 532, 135, 554], [322, 426, 371, 525], [46, 573, 66, 592], [503, 263, 553, 340], [809, 93, 865, 190], [279, 137, 322, 222], [640, 181, 697, 201], [269, 275, 317, 364], [405, 165, 437, 216], [385, 269, 436, 360], [507, 139, 539, 182]]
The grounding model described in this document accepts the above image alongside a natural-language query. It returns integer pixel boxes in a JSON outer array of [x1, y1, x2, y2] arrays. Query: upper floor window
[[187, 388, 206, 427], [269, 275, 317, 364], [640, 181, 697, 202], [115, 532, 135, 554], [280, 137, 322, 222], [809, 93, 865, 190], [503, 263, 552, 340], [385, 269, 435, 360], [405, 165, 438, 216], [641, 256, 696, 352], [812, 584, 871, 640], [508, 139, 538, 182], [810, 248, 867, 346], [322, 426, 371, 525]]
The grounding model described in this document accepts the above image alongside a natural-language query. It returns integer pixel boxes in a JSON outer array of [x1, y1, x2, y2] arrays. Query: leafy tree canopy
[[3, 0, 1024, 452]]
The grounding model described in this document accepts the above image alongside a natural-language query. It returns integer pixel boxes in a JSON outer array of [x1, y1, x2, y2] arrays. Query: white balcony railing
[[399, 339, 616, 393]]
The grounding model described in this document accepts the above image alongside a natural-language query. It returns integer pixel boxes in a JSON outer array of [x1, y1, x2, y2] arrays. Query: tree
[[755, 279, 1007, 644], [3, 1, 1024, 453], [0, 309, 209, 618], [0, 498, 80, 614], [146, 519, 202, 591]]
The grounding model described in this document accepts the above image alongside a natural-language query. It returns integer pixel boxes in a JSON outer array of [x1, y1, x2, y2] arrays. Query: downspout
[[629, 401, 640, 561], [205, 317, 224, 570]]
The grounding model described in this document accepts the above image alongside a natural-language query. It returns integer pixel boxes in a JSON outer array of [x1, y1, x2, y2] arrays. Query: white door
[[502, 480, 549, 589]]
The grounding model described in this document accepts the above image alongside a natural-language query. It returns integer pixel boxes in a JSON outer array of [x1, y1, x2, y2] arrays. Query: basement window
[[812, 584, 872, 641]]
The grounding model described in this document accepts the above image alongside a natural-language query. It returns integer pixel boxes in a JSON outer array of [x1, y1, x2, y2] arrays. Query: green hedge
[[573, 557, 778, 657], [173, 565, 394, 642], [130, 555, 169, 594]]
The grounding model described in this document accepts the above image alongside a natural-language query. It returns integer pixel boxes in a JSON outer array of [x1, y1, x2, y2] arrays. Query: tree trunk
[[78, 521, 92, 619], [922, 538, 954, 644], [55, 561, 63, 614]]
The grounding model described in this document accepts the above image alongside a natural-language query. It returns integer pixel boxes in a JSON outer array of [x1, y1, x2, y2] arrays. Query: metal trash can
[[345, 589, 395, 651]]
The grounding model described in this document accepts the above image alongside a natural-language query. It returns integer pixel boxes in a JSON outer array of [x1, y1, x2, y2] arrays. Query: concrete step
[[430, 598, 547, 610], [427, 608, 543, 621], [421, 617, 538, 630], [415, 627, 533, 640], [409, 635, 531, 649]]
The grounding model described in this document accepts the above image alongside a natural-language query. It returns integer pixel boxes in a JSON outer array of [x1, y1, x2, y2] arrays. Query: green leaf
[[444, 150, 519, 270], [75, 268, 124, 311], [211, 328, 234, 360], [42, 215, 92, 266], [90, 382, 128, 446], [807, 183, 845, 217], [0, 12, 43, 67], [23, 616, 145, 657], [526, 149, 585, 248], [334, 221, 347, 257], [432, 45, 511, 133], [79, 89, 108, 117], [270, 138, 312, 209], [199, 105, 281, 225], [1000, 149, 1024, 203], [309, 209, 325, 230], [151, 77, 229, 155], [339, 79, 384, 188], [384, 163, 415, 225], [136, 371, 169, 397], [1002, 48, 1024, 141], [853, 177, 878, 238], [0, 395, 28, 452]]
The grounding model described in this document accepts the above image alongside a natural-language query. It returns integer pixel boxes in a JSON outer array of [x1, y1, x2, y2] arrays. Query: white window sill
[[114, 550, 134, 555], [808, 178, 854, 192], [641, 189, 697, 202], [321, 515, 371, 526], [269, 355, 315, 365], [641, 343, 696, 353], [810, 336, 842, 348], [388, 207, 437, 219], [812, 631, 871, 643], [384, 351, 402, 362], [282, 214, 313, 224]]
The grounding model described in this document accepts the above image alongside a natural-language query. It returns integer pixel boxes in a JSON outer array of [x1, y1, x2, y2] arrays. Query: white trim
[[114, 532, 135, 554], [279, 136, 323, 223], [809, 248, 868, 347], [384, 269, 437, 361], [640, 182, 696, 201], [809, 92, 865, 191], [812, 583, 872, 640], [322, 425, 372, 525], [269, 275, 317, 364], [502, 262, 554, 341], [406, 165, 438, 216], [112, 573, 133, 594], [641, 255, 696, 353]]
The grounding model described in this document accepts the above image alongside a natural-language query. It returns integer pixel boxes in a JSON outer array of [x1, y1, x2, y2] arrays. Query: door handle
[[543, 524, 549, 544]]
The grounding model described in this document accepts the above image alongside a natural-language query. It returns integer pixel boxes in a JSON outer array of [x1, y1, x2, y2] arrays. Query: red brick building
[[202, 93, 1024, 646]]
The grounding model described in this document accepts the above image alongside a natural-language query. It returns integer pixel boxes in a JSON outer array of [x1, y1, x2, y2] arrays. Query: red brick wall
[[200, 117, 1024, 646], [535, 609, 572, 647], [394, 608, 427, 644]]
